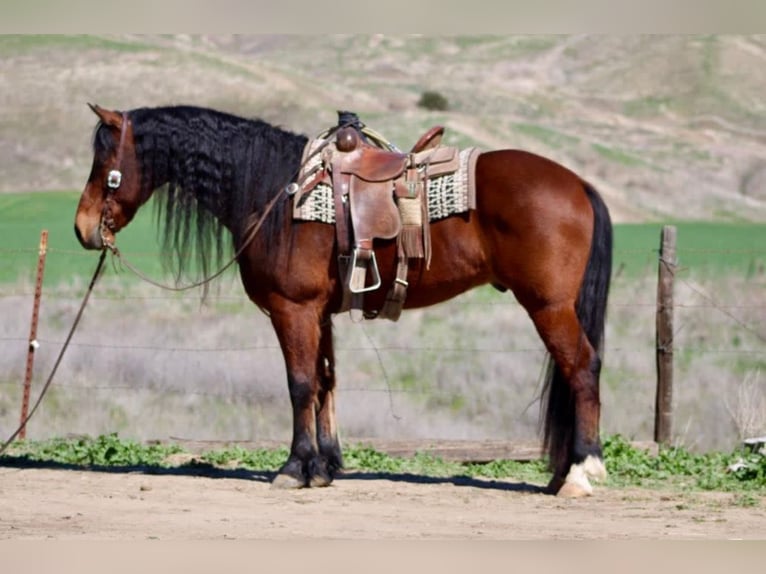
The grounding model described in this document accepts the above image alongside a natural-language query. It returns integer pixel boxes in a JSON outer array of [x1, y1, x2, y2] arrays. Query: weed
[[512, 123, 580, 149], [591, 143, 655, 169], [199, 445, 288, 470], [8, 433, 183, 467], [603, 434, 766, 491], [732, 492, 760, 507], [3, 434, 765, 495], [726, 370, 766, 440]]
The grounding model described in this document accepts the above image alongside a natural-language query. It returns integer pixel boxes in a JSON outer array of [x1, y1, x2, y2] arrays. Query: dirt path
[[1, 466, 764, 540]]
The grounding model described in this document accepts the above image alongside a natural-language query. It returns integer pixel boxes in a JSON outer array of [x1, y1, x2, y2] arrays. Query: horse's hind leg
[[528, 303, 607, 497], [314, 319, 343, 483]]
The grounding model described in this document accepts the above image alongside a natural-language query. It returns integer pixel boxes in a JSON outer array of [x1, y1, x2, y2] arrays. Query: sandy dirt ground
[[1, 464, 765, 540]]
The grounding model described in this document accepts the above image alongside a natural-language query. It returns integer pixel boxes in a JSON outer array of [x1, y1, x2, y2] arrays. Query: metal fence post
[[19, 229, 48, 440]]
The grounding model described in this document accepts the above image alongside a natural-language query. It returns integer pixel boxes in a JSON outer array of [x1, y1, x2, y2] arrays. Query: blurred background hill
[[2, 34, 766, 222]]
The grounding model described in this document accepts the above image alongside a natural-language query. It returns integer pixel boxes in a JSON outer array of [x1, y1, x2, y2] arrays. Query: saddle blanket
[[293, 144, 480, 224]]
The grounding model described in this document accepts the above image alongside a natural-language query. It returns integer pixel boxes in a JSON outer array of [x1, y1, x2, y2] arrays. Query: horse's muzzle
[[74, 221, 104, 250]]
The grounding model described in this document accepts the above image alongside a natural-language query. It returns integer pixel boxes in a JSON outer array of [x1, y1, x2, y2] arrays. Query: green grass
[[1, 193, 765, 286], [613, 222, 766, 279], [603, 435, 766, 492], [1, 192, 172, 287], [0, 34, 155, 55], [3, 433, 764, 493], [622, 96, 674, 118], [5, 433, 183, 467]]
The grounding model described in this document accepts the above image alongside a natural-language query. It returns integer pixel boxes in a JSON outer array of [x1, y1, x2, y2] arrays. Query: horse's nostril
[[74, 222, 99, 249]]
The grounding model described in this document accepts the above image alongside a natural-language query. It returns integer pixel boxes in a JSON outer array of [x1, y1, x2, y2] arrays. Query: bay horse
[[74, 104, 612, 497]]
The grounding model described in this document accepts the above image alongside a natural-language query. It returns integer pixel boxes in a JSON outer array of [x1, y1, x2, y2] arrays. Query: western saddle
[[293, 112, 462, 321]]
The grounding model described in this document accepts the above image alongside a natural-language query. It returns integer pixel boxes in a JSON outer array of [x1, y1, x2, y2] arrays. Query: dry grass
[[726, 370, 766, 440]]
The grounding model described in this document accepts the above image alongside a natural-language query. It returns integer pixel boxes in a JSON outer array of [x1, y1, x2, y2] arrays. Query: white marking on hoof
[[583, 455, 607, 482], [558, 462, 593, 498], [271, 473, 306, 490]]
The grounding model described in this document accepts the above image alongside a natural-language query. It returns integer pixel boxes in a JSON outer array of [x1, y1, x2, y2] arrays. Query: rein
[[100, 117, 359, 293], [104, 188, 286, 292]]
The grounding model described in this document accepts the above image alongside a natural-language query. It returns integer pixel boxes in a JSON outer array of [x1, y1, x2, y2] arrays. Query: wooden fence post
[[19, 229, 48, 440], [655, 225, 676, 445]]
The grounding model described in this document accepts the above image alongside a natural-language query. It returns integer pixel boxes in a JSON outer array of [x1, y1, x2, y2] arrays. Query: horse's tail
[[541, 181, 613, 472]]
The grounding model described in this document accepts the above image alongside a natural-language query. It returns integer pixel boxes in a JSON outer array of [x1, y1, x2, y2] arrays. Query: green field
[[1, 192, 173, 287], [1, 192, 764, 287], [614, 222, 766, 279]]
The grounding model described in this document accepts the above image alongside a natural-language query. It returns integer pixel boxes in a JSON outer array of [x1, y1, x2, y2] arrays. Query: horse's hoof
[[558, 461, 594, 497], [271, 473, 306, 489], [556, 481, 592, 498], [307, 458, 334, 487], [309, 474, 332, 488]]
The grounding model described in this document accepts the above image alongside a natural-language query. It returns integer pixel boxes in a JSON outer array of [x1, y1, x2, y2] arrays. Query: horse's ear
[[87, 103, 123, 129]]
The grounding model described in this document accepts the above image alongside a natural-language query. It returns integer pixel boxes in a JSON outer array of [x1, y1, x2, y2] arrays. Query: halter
[[100, 112, 129, 245]]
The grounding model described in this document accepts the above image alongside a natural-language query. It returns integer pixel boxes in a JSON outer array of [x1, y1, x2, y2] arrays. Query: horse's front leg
[[269, 303, 333, 489]]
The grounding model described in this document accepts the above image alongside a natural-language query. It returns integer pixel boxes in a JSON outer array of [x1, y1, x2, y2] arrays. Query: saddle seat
[[335, 127, 408, 243], [340, 143, 409, 183]]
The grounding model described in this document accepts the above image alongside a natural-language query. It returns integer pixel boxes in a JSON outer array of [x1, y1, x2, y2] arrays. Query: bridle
[[93, 109, 298, 293], [99, 111, 129, 247]]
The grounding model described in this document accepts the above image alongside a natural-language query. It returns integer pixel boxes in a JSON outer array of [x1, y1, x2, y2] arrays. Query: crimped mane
[[93, 105, 308, 286]]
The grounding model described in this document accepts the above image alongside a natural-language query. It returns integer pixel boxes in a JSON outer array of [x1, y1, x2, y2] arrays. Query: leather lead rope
[[0, 250, 108, 455], [106, 185, 287, 292]]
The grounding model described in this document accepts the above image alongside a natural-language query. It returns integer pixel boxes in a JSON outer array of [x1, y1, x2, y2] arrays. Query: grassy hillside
[[2, 34, 766, 222]]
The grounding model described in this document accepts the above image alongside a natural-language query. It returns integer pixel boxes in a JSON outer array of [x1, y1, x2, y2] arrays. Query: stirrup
[[348, 248, 382, 294]]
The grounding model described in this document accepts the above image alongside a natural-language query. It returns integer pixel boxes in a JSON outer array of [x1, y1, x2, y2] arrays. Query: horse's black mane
[[93, 105, 308, 284]]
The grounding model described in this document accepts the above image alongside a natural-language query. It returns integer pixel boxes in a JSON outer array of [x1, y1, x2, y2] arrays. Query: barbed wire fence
[[1, 232, 764, 453]]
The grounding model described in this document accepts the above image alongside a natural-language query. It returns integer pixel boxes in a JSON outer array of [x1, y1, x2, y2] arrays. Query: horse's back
[[476, 149, 588, 204]]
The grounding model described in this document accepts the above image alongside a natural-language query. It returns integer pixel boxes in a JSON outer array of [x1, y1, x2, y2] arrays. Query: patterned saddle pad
[[292, 143, 479, 224]]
